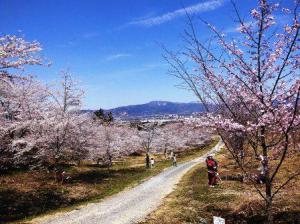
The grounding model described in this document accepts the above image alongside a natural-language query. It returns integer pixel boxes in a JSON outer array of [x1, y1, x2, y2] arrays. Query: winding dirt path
[[33, 141, 223, 224]]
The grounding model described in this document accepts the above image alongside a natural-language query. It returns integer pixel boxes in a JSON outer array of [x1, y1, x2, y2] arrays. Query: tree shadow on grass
[[0, 188, 66, 223], [0, 166, 149, 223], [71, 167, 147, 185], [71, 170, 115, 184], [223, 211, 300, 224]]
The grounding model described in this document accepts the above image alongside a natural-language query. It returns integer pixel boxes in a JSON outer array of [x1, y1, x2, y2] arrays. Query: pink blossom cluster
[[166, 0, 300, 176]]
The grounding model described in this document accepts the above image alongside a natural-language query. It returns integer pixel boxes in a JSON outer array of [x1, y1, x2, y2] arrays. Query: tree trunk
[[265, 170, 273, 223], [145, 153, 150, 168], [107, 157, 112, 170], [108, 159, 112, 167], [260, 126, 273, 224], [164, 146, 167, 159], [265, 172, 273, 223], [107, 152, 112, 169], [266, 198, 273, 224]]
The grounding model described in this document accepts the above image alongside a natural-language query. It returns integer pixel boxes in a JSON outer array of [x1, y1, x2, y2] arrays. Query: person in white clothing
[[172, 154, 177, 167], [150, 158, 155, 168]]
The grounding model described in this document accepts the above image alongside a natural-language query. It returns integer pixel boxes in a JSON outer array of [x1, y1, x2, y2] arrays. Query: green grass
[[1, 139, 219, 224]]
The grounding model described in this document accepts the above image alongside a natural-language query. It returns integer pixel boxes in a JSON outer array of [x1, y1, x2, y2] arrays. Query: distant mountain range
[[104, 101, 206, 118]]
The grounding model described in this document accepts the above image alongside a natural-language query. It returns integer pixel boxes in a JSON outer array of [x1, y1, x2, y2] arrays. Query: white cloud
[[105, 53, 132, 61], [127, 0, 225, 27]]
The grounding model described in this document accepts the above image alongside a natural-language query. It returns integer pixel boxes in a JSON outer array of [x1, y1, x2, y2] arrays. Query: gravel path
[[34, 141, 223, 224]]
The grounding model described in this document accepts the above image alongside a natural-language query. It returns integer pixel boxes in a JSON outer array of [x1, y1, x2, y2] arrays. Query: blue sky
[[0, 0, 287, 109]]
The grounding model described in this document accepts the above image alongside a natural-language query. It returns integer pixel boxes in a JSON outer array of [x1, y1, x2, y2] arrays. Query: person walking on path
[[205, 155, 218, 187], [172, 154, 177, 167], [150, 158, 155, 168]]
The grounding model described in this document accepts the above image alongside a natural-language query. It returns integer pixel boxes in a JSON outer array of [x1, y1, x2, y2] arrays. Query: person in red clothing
[[206, 155, 218, 187]]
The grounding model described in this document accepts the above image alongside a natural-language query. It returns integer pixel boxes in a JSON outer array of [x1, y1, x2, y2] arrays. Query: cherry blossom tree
[[164, 1, 300, 222], [87, 123, 140, 167], [49, 69, 83, 113], [0, 34, 43, 79], [0, 34, 45, 170], [137, 123, 158, 168], [119, 125, 141, 154], [155, 124, 174, 157], [155, 122, 211, 157], [7, 78, 52, 168], [25, 70, 91, 178], [0, 80, 45, 169], [98, 125, 124, 167], [65, 114, 98, 166], [155, 122, 188, 156]]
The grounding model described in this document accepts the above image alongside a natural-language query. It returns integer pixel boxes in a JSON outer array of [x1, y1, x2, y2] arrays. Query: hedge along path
[[31, 140, 224, 224]]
